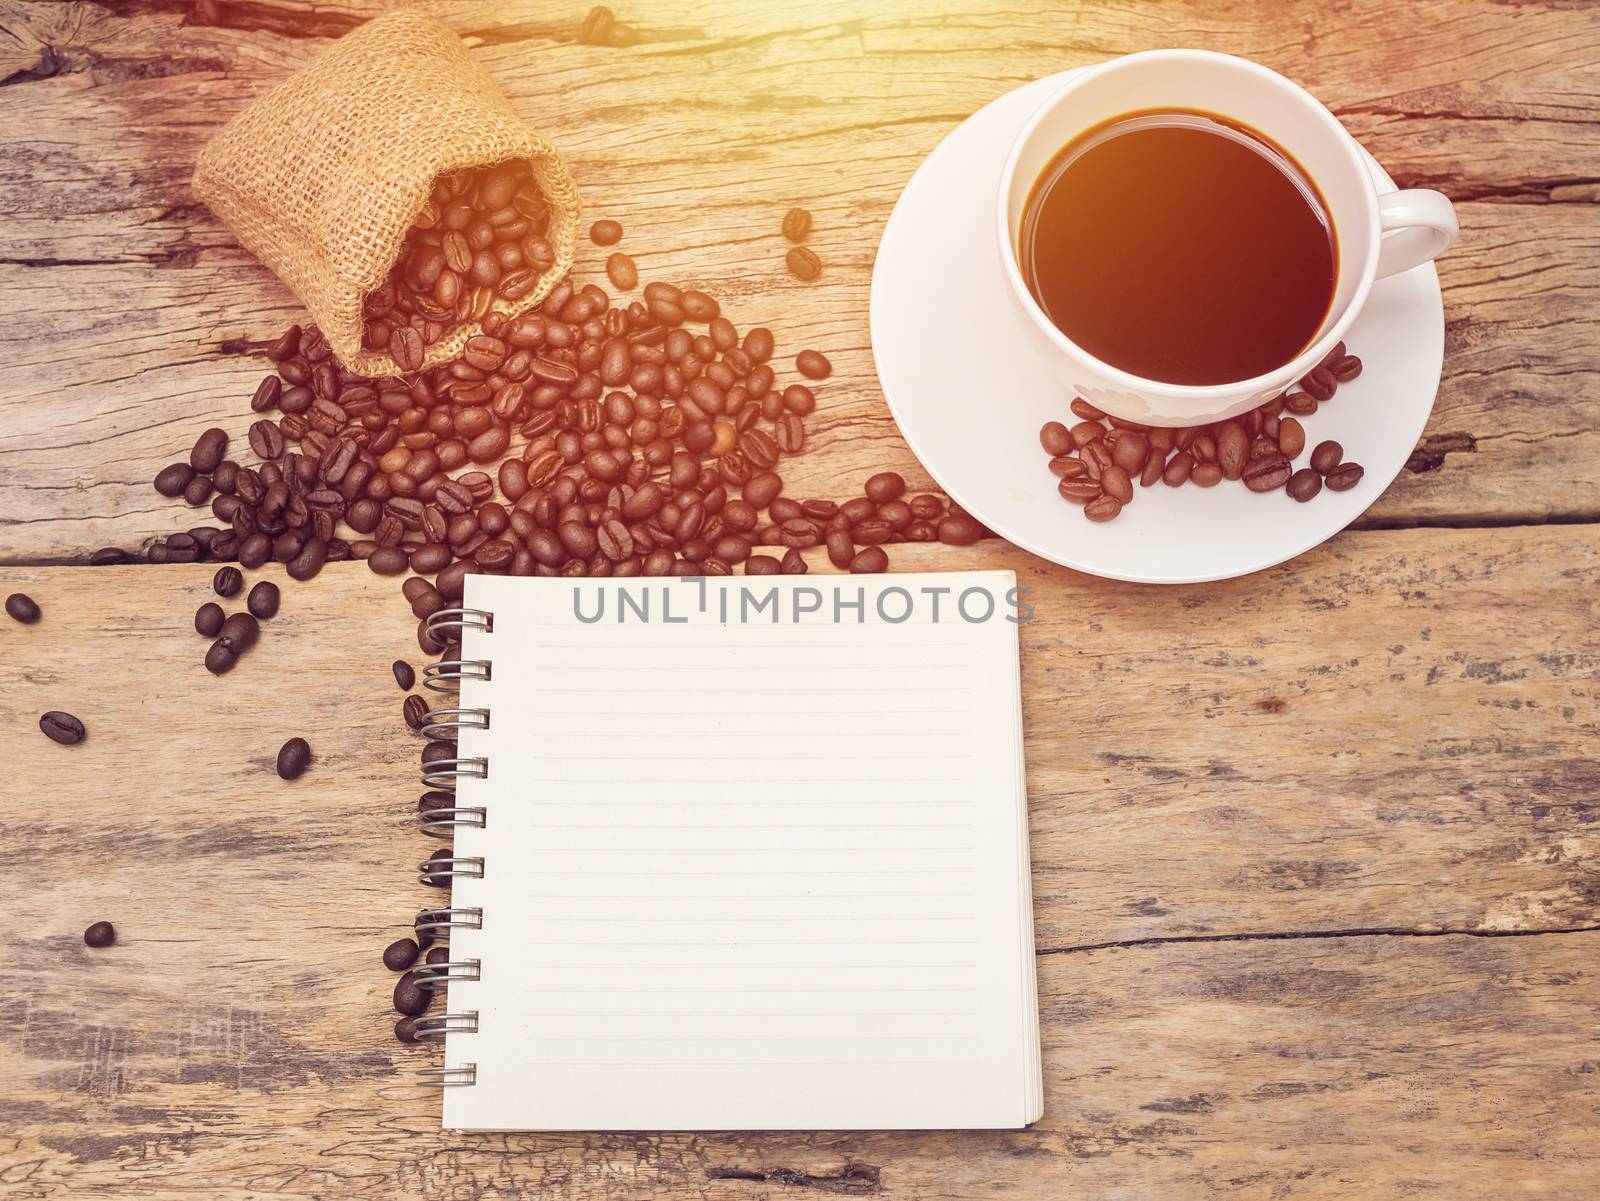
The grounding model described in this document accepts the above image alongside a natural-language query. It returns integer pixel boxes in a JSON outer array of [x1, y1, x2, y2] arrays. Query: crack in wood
[[1405, 431, 1479, 473], [1039, 923, 1600, 956], [706, 1162, 882, 1195]]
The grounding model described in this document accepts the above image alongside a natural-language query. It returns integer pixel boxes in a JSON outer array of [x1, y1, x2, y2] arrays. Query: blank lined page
[[443, 572, 1038, 1131]]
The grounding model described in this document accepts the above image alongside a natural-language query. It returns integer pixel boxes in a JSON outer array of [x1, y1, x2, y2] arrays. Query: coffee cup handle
[[1374, 189, 1459, 279]]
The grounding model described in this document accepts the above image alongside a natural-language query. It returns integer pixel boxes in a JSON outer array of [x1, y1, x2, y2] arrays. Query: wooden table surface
[[2, 1, 1597, 1197]]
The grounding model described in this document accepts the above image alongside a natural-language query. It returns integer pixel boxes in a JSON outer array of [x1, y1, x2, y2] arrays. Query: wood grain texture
[[3, 528, 1597, 1196], [2, 0, 1599, 560], [2, 0, 1598, 1196]]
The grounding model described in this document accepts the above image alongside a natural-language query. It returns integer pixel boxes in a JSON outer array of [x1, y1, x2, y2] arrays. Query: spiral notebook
[[416, 571, 1040, 1131]]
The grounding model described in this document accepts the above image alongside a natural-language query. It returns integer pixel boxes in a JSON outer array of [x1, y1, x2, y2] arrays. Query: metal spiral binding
[[418, 855, 484, 886], [415, 609, 493, 1090], [428, 607, 494, 636], [422, 658, 491, 693], [421, 756, 488, 790], [419, 805, 486, 839], [413, 1012, 479, 1040], [414, 959, 482, 991], [415, 906, 482, 941], [418, 707, 490, 739], [417, 1064, 477, 1088]]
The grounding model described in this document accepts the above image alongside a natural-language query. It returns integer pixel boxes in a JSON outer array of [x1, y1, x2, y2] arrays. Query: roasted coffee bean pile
[[146, 268, 987, 659], [361, 162, 555, 370], [1039, 342, 1367, 522]]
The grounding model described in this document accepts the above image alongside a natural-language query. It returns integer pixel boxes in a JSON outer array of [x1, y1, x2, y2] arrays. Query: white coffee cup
[[996, 49, 1458, 427]]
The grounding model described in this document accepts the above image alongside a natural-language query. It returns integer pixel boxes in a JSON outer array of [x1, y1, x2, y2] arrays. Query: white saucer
[[870, 69, 1444, 585]]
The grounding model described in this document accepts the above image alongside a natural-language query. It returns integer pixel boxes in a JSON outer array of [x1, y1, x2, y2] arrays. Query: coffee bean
[[606, 252, 638, 291], [213, 566, 243, 598], [383, 937, 419, 971], [785, 247, 822, 281], [248, 419, 285, 460], [781, 207, 812, 242], [1300, 365, 1336, 401], [1310, 440, 1343, 475], [6, 593, 40, 624], [368, 545, 409, 575], [1162, 451, 1194, 486], [1325, 461, 1365, 492], [1287, 467, 1323, 502], [218, 612, 258, 653], [1058, 477, 1100, 503], [266, 325, 301, 361], [937, 514, 983, 546], [83, 921, 116, 948], [1330, 354, 1363, 382], [1284, 391, 1318, 416], [1111, 431, 1148, 473], [195, 602, 225, 637], [276, 736, 312, 780], [154, 462, 195, 496], [1083, 495, 1122, 522], [394, 1016, 421, 1044], [1100, 465, 1133, 504], [89, 547, 131, 566], [404, 694, 429, 731], [393, 970, 430, 1016], [190, 428, 229, 473], [1216, 422, 1248, 480], [1190, 462, 1223, 487], [286, 537, 327, 581], [1278, 416, 1306, 460], [1242, 452, 1293, 493], [40, 711, 85, 745], [590, 219, 623, 246], [204, 639, 236, 674], [745, 554, 781, 575], [1070, 399, 1104, 421], [390, 325, 424, 372], [849, 546, 888, 573], [1040, 422, 1072, 455], [246, 580, 280, 619], [795, 350, 831, 379], [393, 659, 415, 691]]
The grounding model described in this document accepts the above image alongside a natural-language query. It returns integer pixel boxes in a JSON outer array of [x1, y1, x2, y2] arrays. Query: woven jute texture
[[193, 10, 578, 377]]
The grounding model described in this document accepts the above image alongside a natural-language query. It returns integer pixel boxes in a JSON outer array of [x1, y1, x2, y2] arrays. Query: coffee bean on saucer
[[394, 1016, 421, 1044], [83, 921, 116, 948], [6, 593, 40, 624], [213, 566, 244, 598], [392, 659, 415, 691], [1287, 467, 1323, 503], [383, 938, 420, 971], [246, 580, 280, 620], [404, 695, 429, 731], [195, 602, 225, 637], [219, 612, 260, 653], [1310, 440, 1343, 475], [40, 711, 85, 745], [393, 971, 429, 1016], [276, 736, 312, 780], [1325, 461, 1365, 492], [1329, 354, 1363, 382], [204, 640, 236, 674], [1242, 453, 1292, 493]]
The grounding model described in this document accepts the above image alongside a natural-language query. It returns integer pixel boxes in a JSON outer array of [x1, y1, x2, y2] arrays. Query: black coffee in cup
[[1017, 108, 1336, 386]]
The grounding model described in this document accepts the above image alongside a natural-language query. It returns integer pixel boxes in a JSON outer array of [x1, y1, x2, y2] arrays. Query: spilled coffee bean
[[404, 695, 430, 731], [383, 938, 420, 971], [394, 1016, 421, 1044], [393, 971, 429, 1016], [6, 593, 40, 624], [392, 659, 416, 691], [40, 711, 85, 745], [213, 566, 244, 598], [83, 921, 116, 948], [247, 580, 280, 619], [195, 602, 225, 637], [276, 736, 312, 780]]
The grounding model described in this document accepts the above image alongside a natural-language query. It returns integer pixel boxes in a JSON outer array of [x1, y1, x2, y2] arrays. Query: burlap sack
[[193, 10, 578, 377]]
